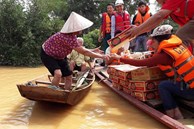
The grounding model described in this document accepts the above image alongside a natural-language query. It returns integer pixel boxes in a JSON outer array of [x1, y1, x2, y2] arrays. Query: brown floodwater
[[0, 66, 193, 129]]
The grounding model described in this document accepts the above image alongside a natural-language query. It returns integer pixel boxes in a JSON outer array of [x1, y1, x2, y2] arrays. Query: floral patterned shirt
[[43, 32, 80, 59]]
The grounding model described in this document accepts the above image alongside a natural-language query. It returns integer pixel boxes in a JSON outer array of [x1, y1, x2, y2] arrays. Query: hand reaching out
[[125, 25, 139, 39], [102, 54, 110, 62], [110, 53, 121, 60], [92, 46, 104, 54]]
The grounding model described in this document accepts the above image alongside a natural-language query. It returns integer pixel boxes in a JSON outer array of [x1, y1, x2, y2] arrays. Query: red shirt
[[162, 0, 194, 26], [120, 52, 173, 67]]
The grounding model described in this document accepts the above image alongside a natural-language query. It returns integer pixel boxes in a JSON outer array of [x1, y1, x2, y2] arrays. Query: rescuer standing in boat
[[41, 12, 109, 90]]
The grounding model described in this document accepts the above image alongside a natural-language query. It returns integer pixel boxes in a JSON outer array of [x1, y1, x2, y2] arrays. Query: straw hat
[[150, 25, 173, 37], [60, 12, 93, 33], [115, 0, 124, 6]]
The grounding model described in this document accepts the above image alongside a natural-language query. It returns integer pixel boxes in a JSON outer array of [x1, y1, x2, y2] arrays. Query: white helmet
[[150, 25, 173, 37], [115, 0, 124, 6]]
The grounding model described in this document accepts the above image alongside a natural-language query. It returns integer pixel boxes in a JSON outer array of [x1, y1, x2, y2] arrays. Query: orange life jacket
[[102, 12, 113, 38], [115, 11, 130, 32], [134, 6, 151, 26], [157, 35, 194, 88]]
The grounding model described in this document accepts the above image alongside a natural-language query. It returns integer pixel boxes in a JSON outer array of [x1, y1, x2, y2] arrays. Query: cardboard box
[[107, 27, 134, 53], [114, 64, 140, 80], [131, 66, 166, 81], [123, 87, 131, 94], [112, 82, 122, 90], [129, 80, 161, 91], [112, 82, 118, 88], [119, 79, 129, 87], [109, 75, 119, 83], [131, 90, 159, 101], [107, 65, 120, 76]]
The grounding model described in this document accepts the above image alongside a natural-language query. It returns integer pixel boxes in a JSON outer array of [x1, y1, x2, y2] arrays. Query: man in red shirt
[[126, 0, 194, 54]]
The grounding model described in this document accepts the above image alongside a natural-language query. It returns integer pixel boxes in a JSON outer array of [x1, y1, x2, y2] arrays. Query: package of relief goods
[[129, 80, 162, 91], [119, 79, 129, 87], [107, 65, 120, 76], [107, 27, 134, 53], [122, 85, 131, 94], [112, 82, 118, 88], [114, 64, 140, 80], [109, 75, 119, 83], [131, 66, 166, 81], [112, 82, 122, 90], [131, 90, 159, 101]]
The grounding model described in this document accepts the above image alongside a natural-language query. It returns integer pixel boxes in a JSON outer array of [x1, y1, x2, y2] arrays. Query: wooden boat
[[17, 70, 95, 105], [94, 66, 194, 129]]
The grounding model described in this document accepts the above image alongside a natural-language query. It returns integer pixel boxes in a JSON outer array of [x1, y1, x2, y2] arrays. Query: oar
[[72, 70, 90, 91]]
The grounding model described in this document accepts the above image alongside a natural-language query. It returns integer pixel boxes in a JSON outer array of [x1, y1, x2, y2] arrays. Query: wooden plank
[[35, 80, 65, 86], [95, 70, 191, 129]]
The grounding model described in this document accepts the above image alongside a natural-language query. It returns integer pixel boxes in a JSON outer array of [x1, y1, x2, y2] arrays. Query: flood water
[[0, 66, 192, 129]]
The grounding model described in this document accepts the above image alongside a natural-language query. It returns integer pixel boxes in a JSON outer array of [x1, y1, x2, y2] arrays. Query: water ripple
[[0, 100, 35, 129]]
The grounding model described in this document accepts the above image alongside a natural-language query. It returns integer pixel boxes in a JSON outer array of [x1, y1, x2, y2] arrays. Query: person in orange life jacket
[[111, 0, 131, 38], [98, 3, 115, 53], [110, 25, 194, 119], [132, 1, 152, 52], [41, 12, 109, 90], [125, 0, 194, 54]]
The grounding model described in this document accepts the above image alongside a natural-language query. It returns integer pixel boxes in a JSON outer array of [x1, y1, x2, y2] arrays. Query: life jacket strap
[[175, 55, 194, 70], [180, 67, 194, 78]]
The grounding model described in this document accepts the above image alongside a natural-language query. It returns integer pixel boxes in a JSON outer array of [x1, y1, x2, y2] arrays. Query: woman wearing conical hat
[[41, 12, 109, 90]]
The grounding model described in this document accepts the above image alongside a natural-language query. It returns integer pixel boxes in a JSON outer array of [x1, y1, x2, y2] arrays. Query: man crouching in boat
[[40, 12, 109, 90], [110, 24, 194, 119], [67, 37, 93, 72]]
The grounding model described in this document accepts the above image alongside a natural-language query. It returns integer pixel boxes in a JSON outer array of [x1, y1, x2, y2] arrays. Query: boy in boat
[[110, 24, 194, 119], [67, 37, 93, 72], [40, 12, 109, 90]]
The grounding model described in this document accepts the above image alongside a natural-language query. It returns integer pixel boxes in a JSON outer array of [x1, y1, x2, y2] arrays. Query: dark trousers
[[158, 80, 194, 110], [101, 33, 111, 52]]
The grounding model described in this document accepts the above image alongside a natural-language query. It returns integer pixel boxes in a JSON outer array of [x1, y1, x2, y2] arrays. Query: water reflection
[[0, 67, 170, 129], [0, 100, 35, 129]]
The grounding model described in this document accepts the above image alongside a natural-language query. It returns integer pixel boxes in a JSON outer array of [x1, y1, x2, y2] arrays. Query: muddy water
[[0, 66, 191, 129]]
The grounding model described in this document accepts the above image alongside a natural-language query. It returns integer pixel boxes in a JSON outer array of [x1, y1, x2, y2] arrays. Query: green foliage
[[0, 0, 167, 67], [0, 0, 29, 65], [83, 29, 100, 49], [0, 0, 64, 66]]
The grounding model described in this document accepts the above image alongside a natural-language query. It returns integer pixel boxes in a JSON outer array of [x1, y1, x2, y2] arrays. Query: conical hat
[[60, 12, 93, 33]]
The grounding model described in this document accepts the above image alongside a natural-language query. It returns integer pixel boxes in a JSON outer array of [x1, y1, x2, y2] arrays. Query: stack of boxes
[[107, 65, 167, 102], [108, 64, 139, 92]]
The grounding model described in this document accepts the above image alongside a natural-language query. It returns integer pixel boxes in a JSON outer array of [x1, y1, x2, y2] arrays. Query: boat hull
[[94, 66, 192, 129], [17, 71, 95, 105]]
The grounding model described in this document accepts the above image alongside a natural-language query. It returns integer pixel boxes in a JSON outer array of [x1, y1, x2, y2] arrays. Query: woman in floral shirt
[[41, 12, 109, 90]]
